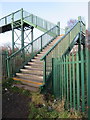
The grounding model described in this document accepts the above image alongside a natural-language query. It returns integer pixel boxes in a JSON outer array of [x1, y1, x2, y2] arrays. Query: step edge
[[13, 77, 43, 86]]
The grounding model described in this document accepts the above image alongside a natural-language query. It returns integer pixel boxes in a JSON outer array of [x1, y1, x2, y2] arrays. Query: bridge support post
[[87, 29, 90, 119], [78, 16, 82, 55], [88, 2, 90, 118], [78, 16, 85, 112], [31, 27, 33, 53], [57, 22, 60, 36], [21, 8, 25, 61], [12, 13, 14, 53]]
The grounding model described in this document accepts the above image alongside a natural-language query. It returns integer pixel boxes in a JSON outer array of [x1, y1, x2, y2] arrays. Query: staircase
[[13, 36, 61, 91], [1, 9, 85, 92]]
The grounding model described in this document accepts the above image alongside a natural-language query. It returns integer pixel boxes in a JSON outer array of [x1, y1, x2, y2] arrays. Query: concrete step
[[29, 64, 43, 68], [12, 36, 62, 91], [31, 57, 42, 61], [40, 51, 47, 54], [36, 54, 45, 57], [14, 84, 39, 92], [13, 77, 43, 88], [48, 43, 54, 46], [34, 56, 42, 59], [16, 73, 43, 81], [27, 62, 43, 67], [20, 69, 43, 75], [31, 59, 43, 63], [24, 66, 43, 71], [28, 61, 42, 64]]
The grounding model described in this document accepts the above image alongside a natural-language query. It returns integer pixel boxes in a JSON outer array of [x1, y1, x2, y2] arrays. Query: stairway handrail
[[40, 20, 85, 61], [23, 13, 56, 27], [0, 8, 22, 21], [6, 25, 58, 60]]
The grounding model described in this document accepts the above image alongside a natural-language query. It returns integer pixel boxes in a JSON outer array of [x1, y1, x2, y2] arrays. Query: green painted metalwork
[[57, 22, 60, 35], [0, 8, 61, 57], [87, 48, 90, 120], [63, 57, 66, 98], [31, 28, 33, 53], [52, 51, 87, 113], [81, 50, 85, 112], [21, 8, 25, 61], [0, 9, 55, 32], [61, 58, 63, 99], [76, 52, 80, 110], [66, 56, 69, 108], [23, 11, 58, 34], [11, 13, 14, 53], [43, 57, 46, 84], [69, 55, 72, 109], [1, 9, 88, 117], [6, 26, 59, 77], [41, 20, 85, 85], [59, 58, 62, 98], [72, 54, 76, 109]]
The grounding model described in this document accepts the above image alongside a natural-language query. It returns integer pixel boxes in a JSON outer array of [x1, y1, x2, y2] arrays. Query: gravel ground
[[2, 90, 31, 119]]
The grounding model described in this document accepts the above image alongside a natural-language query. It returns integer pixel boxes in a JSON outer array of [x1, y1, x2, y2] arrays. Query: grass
[[2, 78, 31, 96], [2, 78, 87, 119], [28, 92, 86, 119]]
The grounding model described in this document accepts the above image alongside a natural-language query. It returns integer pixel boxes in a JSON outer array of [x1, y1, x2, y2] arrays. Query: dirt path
[[2, 90, 31, 119]]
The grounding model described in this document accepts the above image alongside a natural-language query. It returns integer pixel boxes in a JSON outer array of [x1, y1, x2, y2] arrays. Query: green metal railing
[[40, 20, 85, 84], [52, 51, 88, 114], [0, 9, 22, 26], [1, 51, 8, 82], [6, 26, 59, 77], [23, 10, 56, 32], [0, 8, 57, 34]]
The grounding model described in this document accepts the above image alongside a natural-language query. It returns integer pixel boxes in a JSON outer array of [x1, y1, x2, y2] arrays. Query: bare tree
[[65, 19, 77, 32]]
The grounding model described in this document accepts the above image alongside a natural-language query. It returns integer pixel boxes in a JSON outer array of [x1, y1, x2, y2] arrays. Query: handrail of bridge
[[6, 25, 59, 77], [0, 8, 22, 26], [40, 20, 86, 84], [0, 8, 56, 33], [23, 11, 55, 32]]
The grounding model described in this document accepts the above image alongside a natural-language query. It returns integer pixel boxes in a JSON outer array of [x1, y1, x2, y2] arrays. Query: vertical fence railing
[[2, 51, 8, 82], [41, 20, 85, 85], [52, 51, 88, 114]]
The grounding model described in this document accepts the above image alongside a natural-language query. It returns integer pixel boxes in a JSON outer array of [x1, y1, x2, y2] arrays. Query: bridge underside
[[0, 20, 32, 33]]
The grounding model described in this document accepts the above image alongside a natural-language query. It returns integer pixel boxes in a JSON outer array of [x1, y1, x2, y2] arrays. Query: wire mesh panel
[[0, 18, 5, 26], [33, 37, 41, 52], [7, 26, 58, 77], [7, 15, 12, 24], [60, 28, 65, 35], [0, 9, 22, 27], [24, 12, 56, 33], [14, 10, 22, 21], [41, 21, 85, 83], [23, 10, 30, 18]]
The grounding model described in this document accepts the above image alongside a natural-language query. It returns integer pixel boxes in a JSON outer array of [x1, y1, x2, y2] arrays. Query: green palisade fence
[[41, 20, 85, 85], [52, 51, 88, 114], [2, 51, 8, 82]]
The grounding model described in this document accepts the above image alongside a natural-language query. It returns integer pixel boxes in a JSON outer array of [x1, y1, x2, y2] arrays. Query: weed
[[2, 78, 86, 119], [31, 92, 45, 105], [2, 78, 31, 96], [28, 92, 85, 119]]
